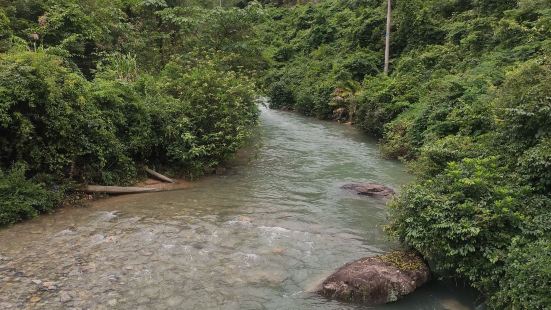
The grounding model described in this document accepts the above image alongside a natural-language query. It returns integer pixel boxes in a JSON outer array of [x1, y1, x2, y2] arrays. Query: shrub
[[495, 59, 551, 151], [388, 157, 529, 292], [412, 135, 479, 177], [518, 138, 551, 193], [0, 164, 61, 226], [88, 75, 155, 163], [493, 238, 551, 309], [356, 76, 413, 137], [0, 51, 138, 185], [0, 51, 93, 176], [266, 79, 295, 109], [380, 113, 416, 160], [154, 58, 259, 175], [335, 50, 380, 82], [0, 8, 12, 52], [0, 2, 264, 226]]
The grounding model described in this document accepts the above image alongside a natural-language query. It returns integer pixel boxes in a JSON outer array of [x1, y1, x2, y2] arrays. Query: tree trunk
[[80, 185, 159, 194], [384, 0, 392, 75], [144, 167, 175, 183]]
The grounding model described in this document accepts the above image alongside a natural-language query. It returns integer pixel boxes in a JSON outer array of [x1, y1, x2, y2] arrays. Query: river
[[0, 107, 476, 309]]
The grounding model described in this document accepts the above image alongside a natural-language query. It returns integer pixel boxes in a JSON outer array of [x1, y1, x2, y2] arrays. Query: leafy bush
[[495, 59, 551, 152], [0, 51, 137, 185], [412, 135, 479, 177], [89, 70, 155, 163], [266, 76, 295, 109], [0, 164, 61, 226], [492, 238, 551, 309], [379, 112, 417, 160], [153, 57, 259, 175], [388, 157, 533, 293], [0, 8, 12, 52], [356, 75, 413, 137], [518, 138, 551, 193], [335, 50, 380, 82], [0, 51, 93, 176]]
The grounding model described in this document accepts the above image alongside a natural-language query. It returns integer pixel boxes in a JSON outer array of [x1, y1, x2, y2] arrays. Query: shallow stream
[[0, 108, 476, 309]]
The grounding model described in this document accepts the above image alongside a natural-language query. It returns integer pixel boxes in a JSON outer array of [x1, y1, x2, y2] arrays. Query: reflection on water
[[0, 108, 476, 309]]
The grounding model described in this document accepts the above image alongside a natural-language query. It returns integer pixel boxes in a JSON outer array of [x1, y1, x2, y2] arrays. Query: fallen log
[[144, 167, 175, 183], [80, 185, 159, 194]]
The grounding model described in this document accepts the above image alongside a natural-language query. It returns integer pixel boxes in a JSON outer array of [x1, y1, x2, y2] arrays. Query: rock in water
[[41, 281, 58, 291], [341, 183, 395, 198], [59, 291, 72, 303], [317, 251, 430, 305]]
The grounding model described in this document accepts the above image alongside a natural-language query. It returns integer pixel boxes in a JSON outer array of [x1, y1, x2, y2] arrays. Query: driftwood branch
[[144, 167, 175, 183], [80, 185, 159, 194]]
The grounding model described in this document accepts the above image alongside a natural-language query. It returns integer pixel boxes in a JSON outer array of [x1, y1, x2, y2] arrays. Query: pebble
[[166, 296, 184, 307], [272, 247, 286, 255], [238, 216, 252, 222], [42, 281, 57, 291], [107, 299, 117, 306], [68, 269, 81, 276], [31, 279, 42, 285], [107, 274, 119, 282], [59, 291, 72, 303], [81, 263, 96, 273]]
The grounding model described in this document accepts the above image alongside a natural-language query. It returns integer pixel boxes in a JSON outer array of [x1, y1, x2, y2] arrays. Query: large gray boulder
[[341, 183, 395, 198], [317, 251, 430, 305]]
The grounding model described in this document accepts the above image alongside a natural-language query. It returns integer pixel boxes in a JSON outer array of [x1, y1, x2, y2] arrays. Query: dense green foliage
[[0, 0, 263, 225], [258, 0, 551, 308], [0, 164, 62, 225]]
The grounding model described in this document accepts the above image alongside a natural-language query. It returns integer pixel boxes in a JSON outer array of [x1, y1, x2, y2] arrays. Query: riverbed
[[0, 107, 476, 309]]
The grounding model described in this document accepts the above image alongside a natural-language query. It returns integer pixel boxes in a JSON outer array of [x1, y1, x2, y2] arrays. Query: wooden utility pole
[[384, 0, 392, 75]]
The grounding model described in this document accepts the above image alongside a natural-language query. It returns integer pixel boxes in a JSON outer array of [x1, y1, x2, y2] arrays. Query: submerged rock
[[271, 247, 286, 255], [317, 251, 430, 305], [31, 279, 42, 285], [341, 183, 395, 198], [41, 281, 58, 291], [59, 291, 72, 303]]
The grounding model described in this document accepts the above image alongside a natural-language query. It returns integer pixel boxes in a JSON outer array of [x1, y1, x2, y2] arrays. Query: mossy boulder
[[317, 251, 430, 305]]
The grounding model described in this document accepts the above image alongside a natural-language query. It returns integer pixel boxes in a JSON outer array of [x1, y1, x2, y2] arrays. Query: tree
[[384, 0, 391, 75]]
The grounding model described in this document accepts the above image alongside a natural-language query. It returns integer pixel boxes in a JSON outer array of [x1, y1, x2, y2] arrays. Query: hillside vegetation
[[258, 0, 551, 308], [0, 0, 263, 224]]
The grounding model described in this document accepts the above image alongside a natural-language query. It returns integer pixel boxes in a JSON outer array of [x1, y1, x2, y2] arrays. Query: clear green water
[[0, 107, 476, 309]]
